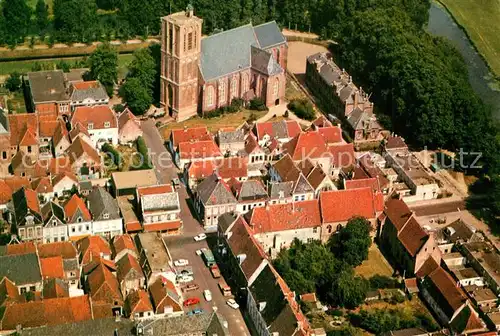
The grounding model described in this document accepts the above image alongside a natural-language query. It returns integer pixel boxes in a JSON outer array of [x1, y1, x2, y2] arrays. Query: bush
[[113, 104, 125, 113], [287, 99, 315, 121], [327, 309, 344, 317], [247, 113, 258, 123], [369, 275, 398, 289], [135, 136, 152, 169], [249, 97, 268, 111], [101, 143, 121, 167], [5, 72, 22, 92], [388, 291, 405, 304]]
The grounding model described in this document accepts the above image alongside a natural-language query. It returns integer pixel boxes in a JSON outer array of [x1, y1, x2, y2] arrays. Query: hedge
[[135, 136, 152, 169], [101, 143, 121, 167]]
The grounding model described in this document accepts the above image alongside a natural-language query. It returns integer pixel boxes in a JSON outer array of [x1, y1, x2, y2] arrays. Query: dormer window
[[77, 217, 82, 223], [88, 123, 94, 130], [103, 213, 110, 220], [104, 121, 110, 128]]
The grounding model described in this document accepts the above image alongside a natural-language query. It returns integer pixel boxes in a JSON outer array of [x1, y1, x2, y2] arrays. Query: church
[[160, 6, 288, 121]]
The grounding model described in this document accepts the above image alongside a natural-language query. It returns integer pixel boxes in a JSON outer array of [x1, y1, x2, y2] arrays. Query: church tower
[[160, 5, 203, 121]]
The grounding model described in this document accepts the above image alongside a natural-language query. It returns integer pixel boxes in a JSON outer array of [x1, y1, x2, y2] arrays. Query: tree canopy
[[88, 43, 118, 96], [329, 217, 372, 267]]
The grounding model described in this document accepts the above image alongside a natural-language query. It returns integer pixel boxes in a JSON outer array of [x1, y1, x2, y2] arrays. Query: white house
[[64, 194, 93, 239], [41, 202, 68, 243], [51, 172, 78, 198], [70, 105, 119, 148], [69, 81, 109, 109], [87, 187, 123, 239]]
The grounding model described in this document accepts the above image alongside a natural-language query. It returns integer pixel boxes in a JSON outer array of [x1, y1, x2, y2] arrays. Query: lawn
[[355, 244, 393, 278], [439, 0, 500, 78], [161, 109, 267, 139]]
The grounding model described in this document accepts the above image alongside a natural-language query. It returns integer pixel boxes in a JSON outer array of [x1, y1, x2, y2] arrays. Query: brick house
[[64, 194, 93, 240], [38, 241, 80, 289], [11, 187, 43, 242], [70, 105, 119, 147], [175, 139, 223, 170], [116, 253, 145, 297], [40, 201, 68, 243], [26, 70, 70, 116], [137, 184, 182, 234], [118, 109, 143, 144], [161, 7, 287, 121], [149, 278, 183, 317]]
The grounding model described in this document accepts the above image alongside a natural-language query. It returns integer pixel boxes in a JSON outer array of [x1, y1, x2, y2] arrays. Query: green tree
[[120, 77, 152, 115], [5, 72, 22, 92], [53, 0, 98, 42], [329, 217, 372, 266], [2, 0, 31, 45], [88, 43, 118, 96], [35, 0, 49, 32], [127, 48, 156, 90]]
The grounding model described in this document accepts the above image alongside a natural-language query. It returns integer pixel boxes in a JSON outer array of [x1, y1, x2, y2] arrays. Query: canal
[[427, 2, 500, 119]]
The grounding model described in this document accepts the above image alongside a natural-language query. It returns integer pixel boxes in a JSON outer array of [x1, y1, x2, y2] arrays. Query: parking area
[[164, 234, 250, 336]]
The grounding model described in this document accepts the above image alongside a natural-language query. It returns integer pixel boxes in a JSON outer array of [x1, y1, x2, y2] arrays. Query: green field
[[0, 53, 134, 80], [439, 0, 500, 78]]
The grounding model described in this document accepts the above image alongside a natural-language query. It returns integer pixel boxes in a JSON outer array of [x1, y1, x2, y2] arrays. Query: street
[[140, 120, 251, 335]]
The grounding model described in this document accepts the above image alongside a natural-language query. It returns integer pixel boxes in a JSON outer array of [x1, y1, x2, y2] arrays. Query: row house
[[41, 201, 67, 243], [175, 139, 223, 170], [70, 105, 119, 147], [269, 154, 316, 202], [86, 187, 123, 239], [216, 128, 246, 155], [253, 120, 301, 147], [125, 289, 154, 320], [69, 81, 109, 109], [168, 126, 212, 154], [137, 184, 182, 234], [185, 157, 249, 189], [117, 109, 143, 144], [116, 253, 146, 297], [66, 137, 102, 179], [244, 133, 276, 167], [12, 187, 44, 242], [85, 259, 123, 316], [64, 194, 93, 240], [0, 176, 30, 211], [149, 277, 183, 317], [76, 235, 112, 266], [112, 234, 138, 262], [231, 179, 269, 214], [0, 251, 43, 294], [38, 241, 81, 290]]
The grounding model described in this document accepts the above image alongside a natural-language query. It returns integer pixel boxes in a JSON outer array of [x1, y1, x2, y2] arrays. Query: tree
[[329, 217, 372, 266], [88, 43, 118, 96], [323, 266, 368, 308], [53, 0, 98, 42], [5, 72, 22, 92], [126, 48, 156, 90], [2, 0, 31, 45], [35, 0, 49, 32], [120, 77, 152, 115]]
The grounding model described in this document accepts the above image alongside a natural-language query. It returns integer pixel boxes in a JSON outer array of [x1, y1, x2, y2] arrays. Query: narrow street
[[139, 120, 250, 335]]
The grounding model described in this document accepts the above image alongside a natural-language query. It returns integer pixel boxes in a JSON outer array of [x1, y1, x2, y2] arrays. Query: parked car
[[203, 289, 212, 302], [179, 267, 193, 276], [194, 233, 207, 241], [195, 249, 203, 256], [183, 284, 199, 292], [187, 308, 204, 316], [183, 297, 200, 306], [174, 259, 189, 267], [210, 264, 221, 278], [226, 299, 239, 309], [177, 274, 194, 283]]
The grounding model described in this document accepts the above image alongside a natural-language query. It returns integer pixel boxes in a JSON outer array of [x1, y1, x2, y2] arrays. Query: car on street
[[174, 259, 189, 267], [187, 308, 204, 316], [177, 274, 194, 283], [172, 177, 181, 190], [226, 299, 239, 309], [183, 297, 200, 306], [194, 233, 207, 241], [210, 264, 221, 278], [203, 289, 212, 302], [183, 284, 199, 292], [195, 249, 203, 256]]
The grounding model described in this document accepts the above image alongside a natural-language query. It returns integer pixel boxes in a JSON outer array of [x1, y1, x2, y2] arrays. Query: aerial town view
[[0, 0, 498, 335]]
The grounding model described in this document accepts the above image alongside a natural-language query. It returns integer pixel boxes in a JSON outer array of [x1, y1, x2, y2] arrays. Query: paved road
[[140, 119, 250, 335]]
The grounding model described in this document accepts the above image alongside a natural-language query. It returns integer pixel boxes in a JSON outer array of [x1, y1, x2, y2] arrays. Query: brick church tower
[[160, 5, 202, 121]]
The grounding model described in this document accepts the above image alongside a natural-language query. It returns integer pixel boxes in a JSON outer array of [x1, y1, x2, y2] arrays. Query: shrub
[[101, 143, 121, 167], [113, 104, 125, 113], [369, 275, 398, 289], [287, 99, 315, 121], [249, 97, 267, 111], [247, 112, 258, 123], [327, 309, 344, 317], [5, 72, 22, 92], [135, 136, 152, 169]]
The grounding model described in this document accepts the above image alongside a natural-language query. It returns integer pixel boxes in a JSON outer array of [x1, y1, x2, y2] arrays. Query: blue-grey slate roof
[[254, 21, 286, 49], [200, 21, 286, 81], [0, 253, 42, 285]]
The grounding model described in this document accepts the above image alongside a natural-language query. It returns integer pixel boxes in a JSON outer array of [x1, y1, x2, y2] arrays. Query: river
[[427, 2, 500, 119]]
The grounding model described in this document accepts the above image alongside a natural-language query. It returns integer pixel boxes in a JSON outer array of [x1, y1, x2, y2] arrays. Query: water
[[427, 2, 500, 119]]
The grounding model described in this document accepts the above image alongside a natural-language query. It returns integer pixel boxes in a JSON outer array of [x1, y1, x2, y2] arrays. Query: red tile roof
[[299, 293, 317, 302], [112, 234, 137, 257], [149, 278, 182, 313], [384, 197, 413, 231], [72, 80, 100, 90], [19, 127, 39, 146], [170, 126, 211, 148], [178, 140, 222, 160], [51, 171, 78, 187], [416, 257, 440, 278], [188, 160, 216, 180], [385, 136, 408, 150], [8, 114, 38, 146], [118, 109, 139, 130], [318, 126, 343, 145], [0, 277, 21, 306], [0, 295, 93, 330], [244, 133, 261, 154], [77, 236, 111, 265], [4, 177, 30, 194], [0, 180, 12, 205], [319, 187, 379, 223], [38, 241, 78, 259], [358, 154, 390, 188], [64, 194, 92, 222], [24, 188, 41, 214], [39, 119, 60, 138], [126, 289, 153, 315], [116, 253, 143, 283], [272, 154, 301, 182], [254, 120, 301, 141], [125, 221, 142, 233], [398, 217, 428, 257], [4, 242, 36, 255], [31, 176, 53, 193], [67, 136, 101, 164], [328, 143, 356, 168], [40, 256, 65, 279], [71, 105, 117, 129], [82, 257, 116, 276], [282, 131, 328, 160], [429, 266, 467, 312], [143, 221, 182, 232], [218, 157, 248, 179], [345, 177, 380, 193], [137, 184, 173, 197], [87, 263, 123, 305], [43, 278, 69, 299], [312, 115, 333, 128], [247, 200, 321, 234]]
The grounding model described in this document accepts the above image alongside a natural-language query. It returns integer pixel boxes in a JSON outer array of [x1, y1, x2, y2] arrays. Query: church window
[[273, 78, 279, 97], [230, 78, 238, 100], [219, 81, 226, 103], [242, 73, 249, 93], [207, 86, 214, 107], [188, 32, 193, 50]]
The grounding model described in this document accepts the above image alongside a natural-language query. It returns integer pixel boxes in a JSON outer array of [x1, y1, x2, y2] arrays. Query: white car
[[226, 299, 239, 309], [174, 259, 189, 267], [177, 274, 194, 283], [195, 249, 203, 256], [194, 233, 207, 241], [204, 289, 212, 302]]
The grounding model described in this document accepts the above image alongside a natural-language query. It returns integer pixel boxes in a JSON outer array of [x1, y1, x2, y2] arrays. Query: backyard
[[439, 0, 500, 78], [355, 244, 394, 278]]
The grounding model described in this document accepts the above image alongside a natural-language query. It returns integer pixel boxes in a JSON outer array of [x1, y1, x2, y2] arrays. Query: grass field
[[161, 109, 267, 139], [439, 0, 500, 78], [355, 245, 393, 278], [0, 53, 133, 80]]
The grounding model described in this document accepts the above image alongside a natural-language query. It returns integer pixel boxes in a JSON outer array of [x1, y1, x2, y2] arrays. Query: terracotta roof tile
[[384, 197, 413, 231], [8, 113, 38, 146], [112, 234, 137, 258], [91, 300, 114, 319], [40, 256, 65, 279], [306, 165, 328, 189], [67, 136, 101, 164], [149, 278, 182, 313], [244, 133, 261, 154], [328, 143, 356, 168], [72, 80, 100, 90], [272, 154, 301, 182], [178, 140, 222, 160], [24, 188, 41, 214], [118, 109, 140, 130], [319, 187, 378, 223], [358, 154, 390, 188], [318, 126, 343, 145], [4, 177, 30, 195], [0, 276, 21, 305], [143, 221, 182, 232], [87, 263, 123, 305], [247, 200, 321, 233], [398, 217, 428, 257], [282, 131, 328, 161], [312, 116, 333, 128], [0, 180, 12, 205], [116, 253, 143, 283], [39, 119, 60, 138], [5, 242, 36, 255], [255, 120, 301, 141], [428, 266, 467, 312], [43, 278, 69, 298], [69, 122, 90, 140], [31, 176, 53, 193], [416, 257, 440, 278], [385, 136, 408, 150], [19, 127, 39, 146], [71, 105, 117, 129], [126, 289, 153, 315], [82, 257, 116, 276], [77, 236, 111, 265], [217, 157, 248, 179], [125, 222, 142, 233], [137, 184, 173, 197], [171, 126, 211, 148], [345, 177, 380, 193], [64, 194, 92, 223]]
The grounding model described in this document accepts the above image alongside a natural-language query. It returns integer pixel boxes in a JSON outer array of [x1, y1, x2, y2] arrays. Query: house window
[[88, 123, 94, 130], [77, 217, 82, 223], [36, 227, 42, 237], [21, 287, 26, 294], [52, 220, 57, 226], [86, 225, 90, 231], [207, 86, 214, 107], [104, 121, 110, 128], [61, 237, 65, 241], [327, 225, 332, 234], [72, 227, 76, 233], [273, 78, 279, 97], [2, 151, 6, 159], [313, 227, 317, 233], [219, 81, 226, 104], [103, 213, 110, 219], [30, 286, 35, 291]]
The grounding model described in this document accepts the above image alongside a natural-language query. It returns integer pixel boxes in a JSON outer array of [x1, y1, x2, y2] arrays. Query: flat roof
[[28, 70, 69, 103], [137, 232, 170, 272], [466, 286, 497, 302], [443, 252, 464, 259], [117, 196, 139, 225], [111, 169, 158, 190], [450, 267, 481, 280]]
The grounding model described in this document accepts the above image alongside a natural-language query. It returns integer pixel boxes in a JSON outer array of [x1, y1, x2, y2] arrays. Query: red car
[[183, 297, 200, 306]]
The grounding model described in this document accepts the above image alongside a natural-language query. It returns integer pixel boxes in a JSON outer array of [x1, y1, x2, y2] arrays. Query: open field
[[161, 109, 267, 139], [287, 41, 328, 75], [355, 244, 393, 278], [439, 0, 500, 77]]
